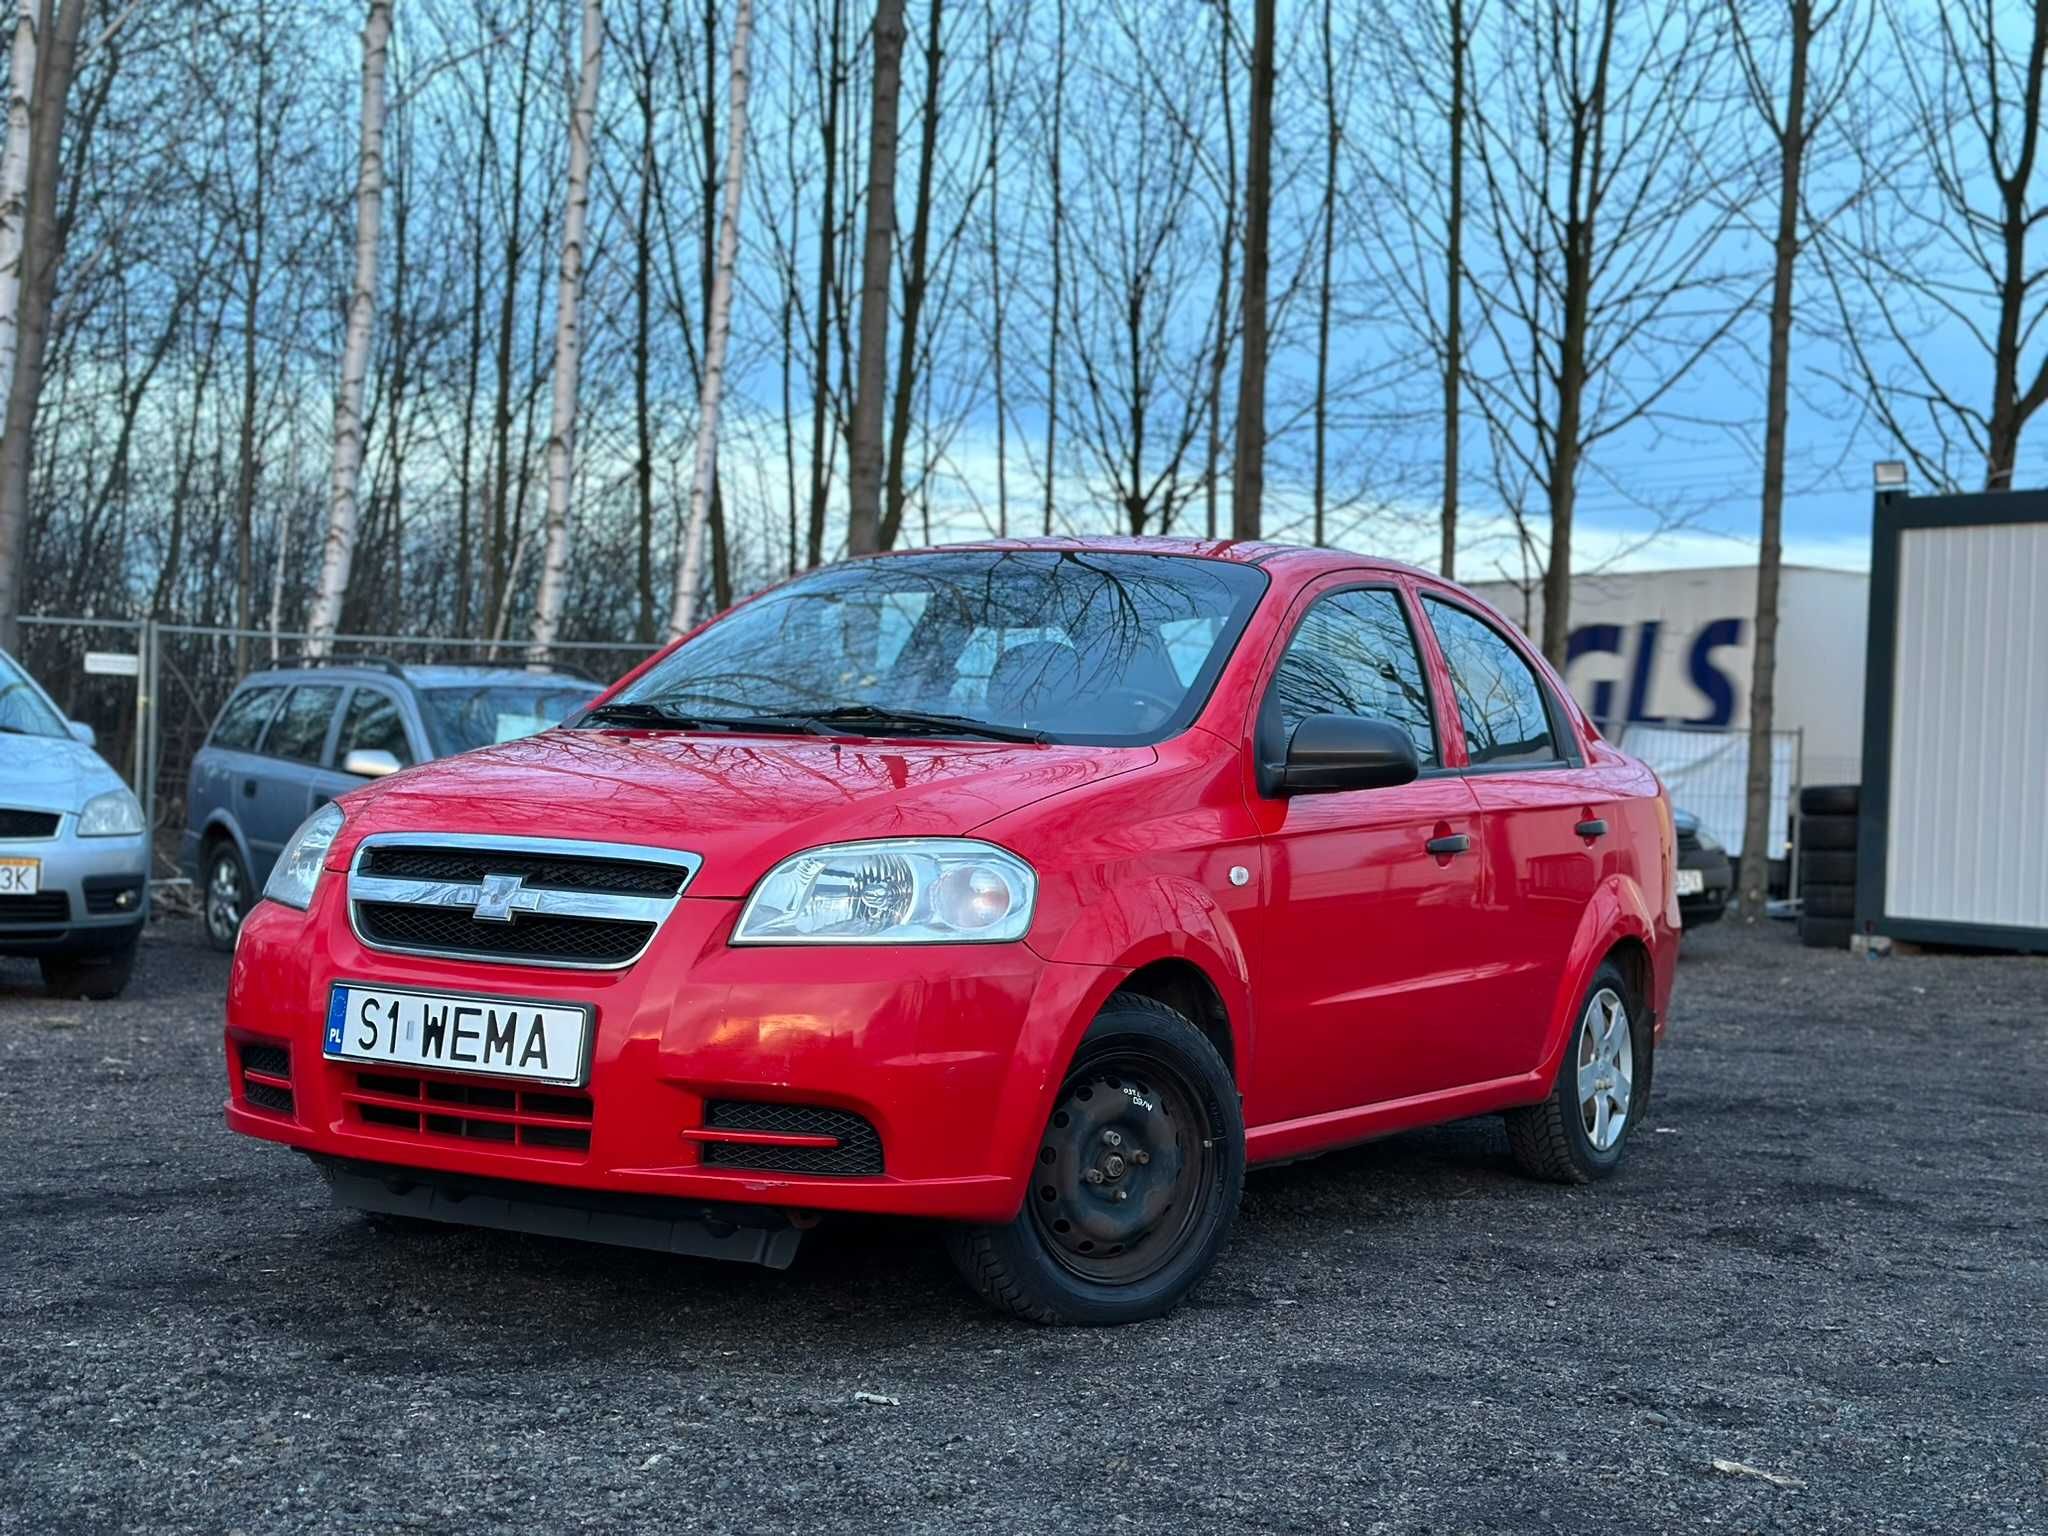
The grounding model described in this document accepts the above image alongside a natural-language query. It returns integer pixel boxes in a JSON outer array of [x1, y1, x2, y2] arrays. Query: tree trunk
[[527, 0, 604, 663], [804, 0, 844, 567], [668, 0, 753, 637], [1204, 0, 1236, 541], [1441, 0, 1466, 580], [1739, 0, 1813, 919], [1982, 3, 2048, 490], [1312, 0, 1335, 546], [0, 0, 37, 411], [304, 0, 391, 658], [846, 0, 906, 557], [879, 0, 942, 552], [632, 23, 658, 642], [1041, 0, 1066, 536], [0, 0, 88, 654], [985, 5, 1007, 536], [1230, 0, 1274, 542]]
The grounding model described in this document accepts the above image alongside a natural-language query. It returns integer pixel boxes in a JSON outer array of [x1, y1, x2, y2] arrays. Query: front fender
[[1025, 871, 1255, 1080]]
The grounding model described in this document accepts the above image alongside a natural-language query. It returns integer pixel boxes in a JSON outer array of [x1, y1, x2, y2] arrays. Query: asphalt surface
[[1, 917, 2043, 1534]]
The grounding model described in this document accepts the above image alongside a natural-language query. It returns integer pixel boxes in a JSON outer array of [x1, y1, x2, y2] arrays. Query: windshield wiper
[[579, 700, 828, 735], [795, 704, 1048, 744]]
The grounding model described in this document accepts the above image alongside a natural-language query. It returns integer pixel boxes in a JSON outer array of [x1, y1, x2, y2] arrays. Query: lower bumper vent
[[697, 1101, 884, 1177], [236, 1036, 295, 1120], [345, 1070, 594, 1157]]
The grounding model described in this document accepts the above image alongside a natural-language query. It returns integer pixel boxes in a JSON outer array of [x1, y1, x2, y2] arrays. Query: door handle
[[1425, 833, 1472, 857], [1575, 818, 1608, 839], [242, 779, 258, 798]]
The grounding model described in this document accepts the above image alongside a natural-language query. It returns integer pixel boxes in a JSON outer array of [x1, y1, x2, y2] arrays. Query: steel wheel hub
[[1028, 1053, 1211, 1284], [1576, 986, 1634, 1152]]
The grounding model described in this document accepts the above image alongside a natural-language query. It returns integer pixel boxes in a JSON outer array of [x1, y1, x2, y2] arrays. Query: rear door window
[[211, 687, 281, 752], [1266, 588, 1439, 767], [1423, 599, 1561, 766], [336, 687, 414, 766], [265, 684, 343, 765]]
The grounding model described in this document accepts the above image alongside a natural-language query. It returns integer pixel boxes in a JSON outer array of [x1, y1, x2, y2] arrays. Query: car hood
[[329, 728, 1156, 897], [0, 731, 123, 814]]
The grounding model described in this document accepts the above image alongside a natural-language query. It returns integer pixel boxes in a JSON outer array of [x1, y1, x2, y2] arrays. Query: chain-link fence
[[1609, 721, 1803, 863], [18, 617, 656, 889]]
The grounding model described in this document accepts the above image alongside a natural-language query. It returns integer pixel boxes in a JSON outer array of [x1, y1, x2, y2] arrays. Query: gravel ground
[[1, 916, 2043, 1534]]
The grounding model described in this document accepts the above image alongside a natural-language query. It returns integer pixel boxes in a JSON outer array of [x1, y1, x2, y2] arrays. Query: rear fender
[[1535, 873, 1663, 1082]]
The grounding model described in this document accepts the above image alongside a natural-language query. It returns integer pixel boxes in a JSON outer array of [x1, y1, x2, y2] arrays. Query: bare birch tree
[[303, 0, 391, 658], [0, 0, 37, 407], [0, 0, 88, 653], [1820, 0, 2048, 490], [528, 0, 603, 662], [1463, 0, 1748, 665], [1731, 0, 1860, 919], [669, 0, 754, 637]]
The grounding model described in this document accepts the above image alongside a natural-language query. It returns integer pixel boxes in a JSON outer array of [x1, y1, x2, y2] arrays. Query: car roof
[[877, 534, 1445, 584], [235, 662, 598, 691]]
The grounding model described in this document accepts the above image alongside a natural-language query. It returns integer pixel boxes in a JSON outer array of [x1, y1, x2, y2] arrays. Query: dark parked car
[[1674, 807, 1732, 926], [182, 660, 599, 951]]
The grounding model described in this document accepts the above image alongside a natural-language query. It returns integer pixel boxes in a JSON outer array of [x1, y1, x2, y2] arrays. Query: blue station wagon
[[182, 660, 599, 950]]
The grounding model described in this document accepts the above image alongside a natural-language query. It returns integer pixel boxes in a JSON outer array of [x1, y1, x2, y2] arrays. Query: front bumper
[[0, 826, 148, 956], [224, 887, 1121, 1225]]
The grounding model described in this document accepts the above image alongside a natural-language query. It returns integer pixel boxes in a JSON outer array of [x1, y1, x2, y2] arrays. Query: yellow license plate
[[0, 857, 41, 896]]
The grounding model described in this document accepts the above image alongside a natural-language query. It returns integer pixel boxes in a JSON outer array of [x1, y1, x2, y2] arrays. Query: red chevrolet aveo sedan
[[225, 539, 1678, 1323]]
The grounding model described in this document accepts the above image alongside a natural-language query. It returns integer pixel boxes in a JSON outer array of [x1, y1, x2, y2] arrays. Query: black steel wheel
[[947, 993, 1243, 1324]]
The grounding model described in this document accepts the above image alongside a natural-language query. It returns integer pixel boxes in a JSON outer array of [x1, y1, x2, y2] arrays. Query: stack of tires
[[1797, 784, 1859, 949]]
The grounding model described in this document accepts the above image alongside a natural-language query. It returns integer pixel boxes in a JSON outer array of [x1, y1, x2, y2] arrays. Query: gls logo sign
[[1565, 617, 1744, 728]]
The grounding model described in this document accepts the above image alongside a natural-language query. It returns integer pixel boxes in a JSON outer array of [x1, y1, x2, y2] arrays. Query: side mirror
[[1277, 714, 1421, 796], [66, 719, 96, 749], [342, 748, 403, 779]]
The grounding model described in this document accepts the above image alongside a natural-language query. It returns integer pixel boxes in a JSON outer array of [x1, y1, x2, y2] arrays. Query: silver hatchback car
[[0, 647, 149, 997]]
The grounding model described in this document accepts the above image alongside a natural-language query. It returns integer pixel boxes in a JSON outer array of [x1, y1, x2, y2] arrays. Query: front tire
[[41, 936, 140, 1000], [1505, 960, 1645, 1184], [946, 994, 1244, 1324]]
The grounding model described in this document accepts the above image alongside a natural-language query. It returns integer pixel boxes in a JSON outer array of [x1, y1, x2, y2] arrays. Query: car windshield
[[0, 651, 68, 738], [608, 549, 1268, 744], [421, 683, 596, 756]]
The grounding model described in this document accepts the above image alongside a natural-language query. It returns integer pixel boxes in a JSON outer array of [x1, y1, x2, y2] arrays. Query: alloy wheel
[[1576, 986, 1634, 1152], [207, 854, 244, 945]]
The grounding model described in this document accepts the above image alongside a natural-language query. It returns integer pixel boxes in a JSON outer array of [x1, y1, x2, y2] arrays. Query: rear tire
[[41, 936, 140, 1001], [203, 842, 250, 953], [1506, 960, 1645, 1185], [946, 994, 1244, 1325]]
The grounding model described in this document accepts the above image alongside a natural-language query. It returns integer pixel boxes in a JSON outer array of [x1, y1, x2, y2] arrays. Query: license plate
[[1675, 868, 1705, 897], [323, 983, 591, 1086], [0, 857, 40, 895]]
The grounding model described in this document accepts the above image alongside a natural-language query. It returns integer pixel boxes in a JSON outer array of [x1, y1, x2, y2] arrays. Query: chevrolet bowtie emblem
[[473, 872, 524, 923]]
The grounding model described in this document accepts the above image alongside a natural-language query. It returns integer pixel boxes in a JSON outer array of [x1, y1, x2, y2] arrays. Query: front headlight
[[263, 802, 345, 911], [732, 838, 1036, 944], [77, 787, 145, 837]]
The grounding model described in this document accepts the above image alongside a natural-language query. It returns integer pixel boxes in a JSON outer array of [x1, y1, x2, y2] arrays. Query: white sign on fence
[[83, 651, 140, 677]]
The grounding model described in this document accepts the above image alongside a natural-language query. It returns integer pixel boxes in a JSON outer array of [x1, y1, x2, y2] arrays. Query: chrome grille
[[347, 834, 699, 970]]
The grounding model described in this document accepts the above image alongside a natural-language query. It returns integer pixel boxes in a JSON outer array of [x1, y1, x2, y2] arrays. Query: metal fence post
[[141, 618, 161, 868]]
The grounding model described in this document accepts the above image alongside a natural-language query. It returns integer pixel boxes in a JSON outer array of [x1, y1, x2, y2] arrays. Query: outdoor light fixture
[[1873, 460, 1908, 488]]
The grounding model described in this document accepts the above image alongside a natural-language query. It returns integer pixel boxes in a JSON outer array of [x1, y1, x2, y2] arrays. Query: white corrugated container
[[1880, 520, 2048, 932]]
